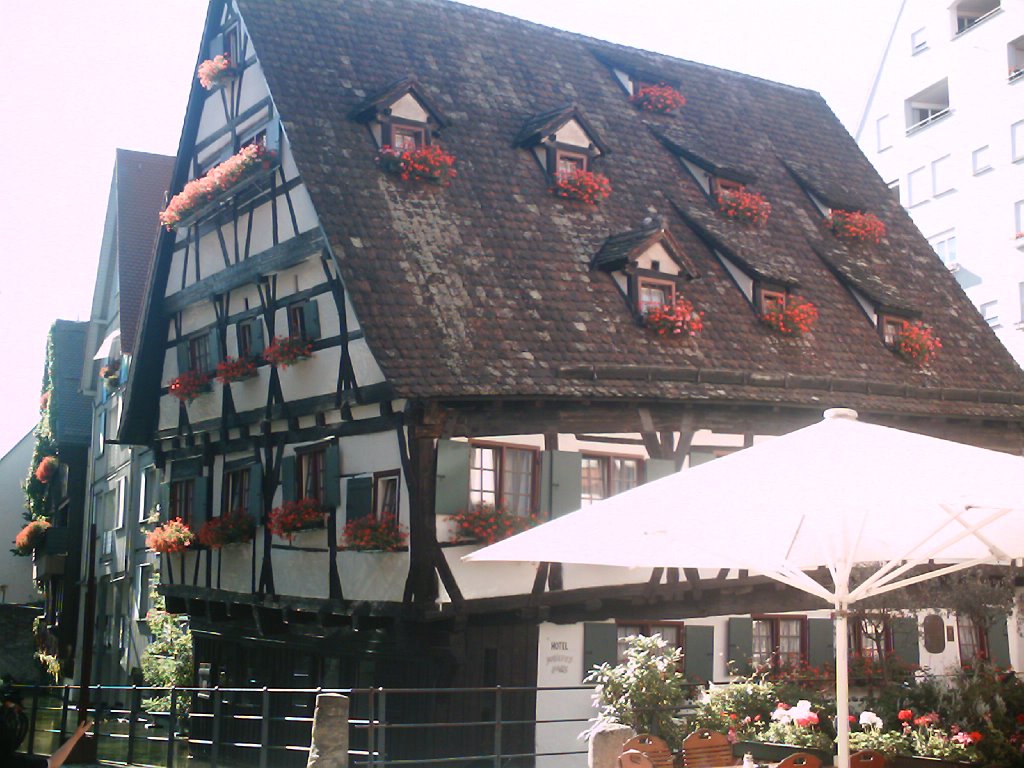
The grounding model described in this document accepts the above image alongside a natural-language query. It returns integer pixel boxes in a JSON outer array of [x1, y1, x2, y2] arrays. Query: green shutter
[[302, 300, 321, 341], [207, 329, 222, 373], [249, 318, 265, 356], [176, 342, 191, 375], [191, 476, 209, 528], [684, 624, 714, 684], [247, 463, 263, 517], [159, 481, 171, 522], [346, 476, 373, 523], [265, 119, 281, 155], [645, 458, 675, 483], [582, 623, 618, 678], [727, 617, 753, 674], [808, 618, 835, 669], [323, 443, 341, 508], [434, 439, 471, 516], [891, 616, 920, 666], [281, 455, 296, 502], [689, 448, 717, 467], [540, 450, 582, 518], [987, 619, 1011, 667]]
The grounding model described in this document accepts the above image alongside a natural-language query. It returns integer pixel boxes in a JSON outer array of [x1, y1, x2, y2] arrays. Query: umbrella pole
[[835, 603, 850, 768]]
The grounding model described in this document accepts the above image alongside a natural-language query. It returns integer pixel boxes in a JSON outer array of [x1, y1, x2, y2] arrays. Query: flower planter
[[733, 741, 833, 766], [888, 757, 975, 768]]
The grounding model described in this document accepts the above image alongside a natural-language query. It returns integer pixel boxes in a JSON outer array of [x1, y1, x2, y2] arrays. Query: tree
[[140, 585, 193, 714]]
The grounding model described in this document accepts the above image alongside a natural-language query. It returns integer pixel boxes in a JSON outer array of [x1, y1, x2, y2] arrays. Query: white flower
[[772, 706, 793, 724], [859, 711, 883, 729]]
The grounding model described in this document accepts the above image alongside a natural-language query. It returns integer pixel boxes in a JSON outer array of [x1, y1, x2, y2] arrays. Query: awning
[[92, 329, 121, 360]]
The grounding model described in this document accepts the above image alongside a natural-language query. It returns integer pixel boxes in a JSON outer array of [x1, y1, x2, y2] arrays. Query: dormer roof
[[513, 103, 610, 154], [593, 218, 697, 278], [652, 124, 755, 184], [349, 75, 450, 127]]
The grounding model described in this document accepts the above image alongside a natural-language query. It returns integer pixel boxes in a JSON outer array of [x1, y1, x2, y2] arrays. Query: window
[[297, 447, 326, 504], [907, 166, 928, 206], [188, 334, 210, 372], [972, 145, 992, 175], [136, 564, 152, 619], [115, 476, 127, 530], [929, 229, 957, 266], [581, 455, 642, 506], [391, 124, 425, 151], [169, 478, 196, 525], [953, 0, 1000, 35], [287, 300, 321, 341], [1016, 200, 1024, 235], [469, 444, 537, 515], [616, 621, 685, 664], [97, 409, 107, 456], [850, 616, 891, 661], [140, 466, 157, 523], [879, 315, 905, 347], [876, 115, 891, 152], [752, 616, 806, 670], [956, 614, 988, 664], [712, 177, 744, 196], [1010, 36, 1024, 81], [981, 300, 1000, 328], [222, 466, 251, 515], [223, 23, 240, 63], [887, 179, 900, 202], [905, 80, 950, 132], [1015, 122, 1024, 162], [931, 154, 954, 196], [911, 27, 928, 54], [638, 277, 675, 314], [756, 286, 786, 315], [555, 149, 588, 176], [237, 318, 263, 359], [373, 471, 400, 517]]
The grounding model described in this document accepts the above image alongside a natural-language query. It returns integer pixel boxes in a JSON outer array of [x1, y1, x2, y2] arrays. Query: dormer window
[[755, 284, 787, 315], [515, 104, 609, 181], [879, 314, 906, 347], [391, 123, 426, 151], [712, 177, 745, 196], [556, 149, 589, 175], [638, 278, 676, 314], [349, 77, 449, 151]]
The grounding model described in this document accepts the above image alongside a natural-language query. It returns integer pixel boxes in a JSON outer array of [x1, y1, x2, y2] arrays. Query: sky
[[0, 0, 898, 457]]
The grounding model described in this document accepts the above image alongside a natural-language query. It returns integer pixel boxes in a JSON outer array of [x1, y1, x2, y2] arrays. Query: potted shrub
[[197, 509, 255, 549], [34, 455, 58, 483], [644, 297, 704, 338], [449, 502, 540, 545], [630, 84, 686, 113], [376, 144, 457, 185], [99, 358, 121, 391], [168, 369, 211, 403], [826, 210, 886, 244], [717, 189, 772, 226], [895, 321, 941, 367], [761, 297, 819, 336], [197, 53, 234, 90], [268, 498, 324, 541], [14, 518, 51, 555], [146, 518, 196, 554], [262, 336, 314, 369], [215, 356, 258, 384], [552, 168, 612, 204], [340, 512, 408, 551]]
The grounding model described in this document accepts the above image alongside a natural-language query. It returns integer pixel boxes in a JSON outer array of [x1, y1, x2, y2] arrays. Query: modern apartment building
[[857, 0, 1024, 361]]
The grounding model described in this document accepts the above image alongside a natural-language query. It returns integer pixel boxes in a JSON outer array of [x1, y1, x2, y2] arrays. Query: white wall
[[0, 432, 39, 604]]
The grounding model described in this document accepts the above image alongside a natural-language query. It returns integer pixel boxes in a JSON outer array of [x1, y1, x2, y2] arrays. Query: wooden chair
[[682, 729, 735, 767], [778, 753, 823, 768], [619, 749, 656, 768], [621, 734, 674, 768], [850, 750, 887, 768]]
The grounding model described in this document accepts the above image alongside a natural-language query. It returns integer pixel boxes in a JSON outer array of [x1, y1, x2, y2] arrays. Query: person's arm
[[46, 719, 92, 768]]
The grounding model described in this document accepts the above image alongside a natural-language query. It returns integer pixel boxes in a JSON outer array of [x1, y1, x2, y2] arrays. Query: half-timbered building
[[119, 0, 1024, 762]]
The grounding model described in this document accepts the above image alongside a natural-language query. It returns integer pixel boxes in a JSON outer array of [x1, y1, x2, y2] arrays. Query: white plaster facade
[[0, 431, 40, 605]]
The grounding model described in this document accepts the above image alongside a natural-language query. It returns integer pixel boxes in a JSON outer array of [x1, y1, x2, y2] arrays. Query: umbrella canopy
[[466, 408, 1024, 768]]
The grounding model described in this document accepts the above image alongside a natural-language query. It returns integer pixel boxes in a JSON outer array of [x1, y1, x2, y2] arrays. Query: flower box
[[826, 210, 886, 244], [761, 297, 819, 336], [449, 503, 541, 545], [733, 741, 833, 766], [215, 356, 258, 384], [888, 757, 976, 768], [146, 518, 196, 554], [99, 359, 122, 391], [159, 143, 278, 230], [630, 84, 686, 113], [643, 297, 704, 337], [15, 519, 51, 556], [552, 168, 611, 204], [895, 321, 941, 367], [262, 336, 314, 369], [717, 189, 772, 226], [198, 54, 236, 90], [340, 512, 408, 552], [376, 144, 457, 184], [168, 370, 211, 403], [197, 509, 255, 549], [34, 456, 59, 483], [269, 498, 325, 541]]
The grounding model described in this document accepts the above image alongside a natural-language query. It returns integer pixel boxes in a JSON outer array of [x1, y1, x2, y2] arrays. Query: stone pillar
[[589, 723, 637, 768], [306, 693, 350, 768]]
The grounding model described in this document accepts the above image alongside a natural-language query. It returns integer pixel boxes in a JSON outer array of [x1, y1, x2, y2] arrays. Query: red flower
[[14, 519, 51, 555], [449, 502, 541, 545], [826, 210, 886, 244], [340, 513, 408, 551], [644, 296, 704, 338], [34, 456, 58, 483], [761, 296, 819, 336], [215, 356, 258, 384], [146, 518, 196, 554], [197, 54, 232, 90], [168, 369, 210, 403], [262, 336, 314, 369], [630, 84, 687, 113], [197, 509, 255, 549], [898, 709, 914, 721], [551, 169, 611, 205], [376, 145, 457, 185], [896, 321, 941, 367], [268, 498, 324, 541], [717, 189, 772, 226]]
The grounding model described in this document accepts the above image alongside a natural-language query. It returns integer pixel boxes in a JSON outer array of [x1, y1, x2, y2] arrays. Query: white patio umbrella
[[466, 408, 1024, 768]]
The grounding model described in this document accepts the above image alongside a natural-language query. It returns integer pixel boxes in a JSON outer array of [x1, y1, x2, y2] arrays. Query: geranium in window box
[[761, 297, 818, 335], [14, 519, 51, 556], [552, 168, 612, 204], [896, 321, 941, 366], [262, 336, 314, 369], [376, 145, 457, 185], [644, 296, 704, 337], [34, 456, 59, 484], [827, 209, 887, 244], [197, 54, 235, 90], [449, 502, 541, 546], [630, 84, 687, 113], [168, 370, 211, 403], [340, 512, 408, 552], [269, 498, 325, 541], [146, 518, 196, 554], [717, 189, 772, 226], [215, 356, 258, 384], [159, 143, 277, 230], [99, 358, 121, 391], [197, 509, 255, 549]]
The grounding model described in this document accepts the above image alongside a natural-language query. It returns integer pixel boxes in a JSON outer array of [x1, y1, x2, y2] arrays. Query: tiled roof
[[230, 0, 1024, 418], [50, 321, 92, 445], [115, 150, 174, 355]]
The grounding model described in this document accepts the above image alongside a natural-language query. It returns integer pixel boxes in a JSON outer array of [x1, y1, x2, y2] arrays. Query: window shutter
[[986, 619, 1011, 667], [684, 624, 714, 684], [727, 617, 753, 673], [689, 449, 717, 467], [807, 618, 835, 669], [323, 443, 341, 508], [540, 450, 582, 518], [192, 476, 209, 528], [265, 119, 281, 155], [922, 614, 946, 654], [281, 455, 296, 502], [158, 481, 171, 522], [176, 342, 191, 375], [302, 300, 321, 341], [346, 476, 373, 523], [249, 318, 265, 355], [891, 616, 921, 666], [207, 329, 222, 373], [247, 463, 263, 518], [434, 439, 471, 516], [645, 458, 675, 483], [208, 33, 225, 58], [582, 623, 618, 677]]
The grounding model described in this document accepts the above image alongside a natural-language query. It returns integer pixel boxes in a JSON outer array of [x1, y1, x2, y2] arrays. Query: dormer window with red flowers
[[515, 104, 611, 202]]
